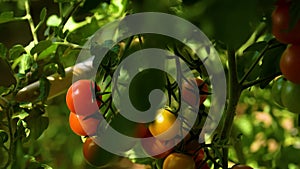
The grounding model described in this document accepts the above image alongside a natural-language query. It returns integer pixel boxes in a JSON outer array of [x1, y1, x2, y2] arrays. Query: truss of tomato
[[141, 128, 174, 159], [272, 76, 300, 113], [163, 153, 195, 169], [83, 137, 118, 167], [69, 112, 101, 136], [232, 164, 253, 169], [148, 109, 181, 140], [280, 45, 300, 84], [272, 0, 300, 44], [66, 79, 101, 116], [181, 78, 209, 107]]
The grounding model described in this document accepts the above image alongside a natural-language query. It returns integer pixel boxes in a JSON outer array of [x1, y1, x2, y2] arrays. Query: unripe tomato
[[66, 80, 101, 116], [163, 153, 195, 169], [83, 137, 118, 167], [281, 80, 300, 113], [149, 109, 181, 140], [272, 1, 300, 44], [69, 112, 101, 136], [271, 76, 300, 113], [141, 129, 174, 159], [280, 45, 300, 84], [182, 78, 209, 107], [232, 164, 253, 169]]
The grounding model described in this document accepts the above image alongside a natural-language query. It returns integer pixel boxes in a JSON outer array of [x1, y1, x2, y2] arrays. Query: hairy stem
[[25, 0, 38, 45]]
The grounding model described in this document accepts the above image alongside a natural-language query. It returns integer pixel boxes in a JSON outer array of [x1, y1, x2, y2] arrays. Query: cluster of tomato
[[65, 77, 216, 168], [271, 0, 300, 114]]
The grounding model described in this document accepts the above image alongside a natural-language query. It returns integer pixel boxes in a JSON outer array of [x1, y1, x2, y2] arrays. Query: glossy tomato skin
[[232, 164, 253, 169], [83, 137, 118, 167], [182, 78, 209, 107], [280, 45, 300, 84], [281, 80, 300, 113], [141, 129, 174, 159], [149, 109, 181, 140], [163, 153, 195, 169], [69, 112, 101, 136], [66, 80, 101, 116], [272, 1, 300, 44]]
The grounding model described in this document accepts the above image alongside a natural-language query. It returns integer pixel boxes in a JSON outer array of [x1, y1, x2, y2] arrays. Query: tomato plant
[[68, 111, 101, 136], [280, 45, 300, 84], [163, 153, 195, 169], [66, 79, 102, 116], [148, 109, 181, 140], [82, 137, 119, 167], [272, 0, 300, 44]]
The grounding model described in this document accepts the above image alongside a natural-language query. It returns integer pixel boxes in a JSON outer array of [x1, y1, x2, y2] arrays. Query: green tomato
[[272, 76, 300, 113], [281, 80, 300, 114]]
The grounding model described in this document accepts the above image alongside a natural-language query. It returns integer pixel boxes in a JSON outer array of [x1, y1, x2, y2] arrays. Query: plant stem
[[220, 48, 242, 169], [242, 72, 281, 89], [24, 0, 38, 45]]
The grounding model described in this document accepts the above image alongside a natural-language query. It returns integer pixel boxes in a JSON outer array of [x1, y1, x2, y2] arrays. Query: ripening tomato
[[141, 129, 174, 159], [280, 45, 300, 84], [163, 153, 195, 169], [149, 109, 181, 140], [66, 80, 101, 116], [232, 164, 253, 169], [83, 137, 119, 167], [272, 1, 300, 44], [182, 78, 209, 107], [69, 112, 101, 136]]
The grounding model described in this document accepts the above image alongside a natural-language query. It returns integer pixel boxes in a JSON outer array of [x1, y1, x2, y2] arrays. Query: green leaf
[[40, 7, 47, 22], [24, 115, 49, 140], [31, 40, 52, 55], [259, 45, 286, 88], [0, 11, 15, 24], [54, 0, 78, 2], [43, 63, 58, 75], [37, 77, 51, 103], [9, 44, 25, 60], [19, 53, 33, 74], [46, 15, 61, 27], [0, 57, 16, 87], [37, 44, 58, 61], [0, 130, 8, 145], [0, 43, 7, 58], [244, 41, 267, 53]]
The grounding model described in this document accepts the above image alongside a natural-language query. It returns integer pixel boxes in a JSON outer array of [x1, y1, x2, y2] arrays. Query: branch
[[24, 0, 38, 45]]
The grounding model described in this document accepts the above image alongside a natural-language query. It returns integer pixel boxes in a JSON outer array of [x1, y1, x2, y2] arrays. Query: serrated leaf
[[0, 11, 15, 24], [40, 8, 47, 21], [31, 40, 52, 55], [37, 77, 51, 103], [9, 44, 25, 60], [259, 45, 286, 88], [0, 43, 7, 58], [24, 115, 49, 140], [0, 57, 16, 87], [244, 41, 267, 53]]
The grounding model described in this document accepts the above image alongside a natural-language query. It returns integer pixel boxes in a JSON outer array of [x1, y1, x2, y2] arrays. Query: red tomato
[[69, 112, 101, 136], [141, 129, 174, 159], [148, 109, 181, 140], [163, 153, 195, 169], [82, 137, 118, 167], [182, 78, 209, 107], [272, 1, 300, 44], [280, 45, 300, 84], [66, 80, 101, 116]]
